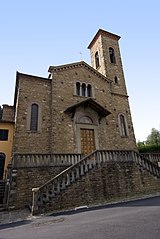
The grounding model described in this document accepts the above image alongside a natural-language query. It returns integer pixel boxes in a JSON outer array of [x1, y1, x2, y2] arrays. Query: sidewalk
[[0, 208, 32, 225], [1, 193, 160, 226]]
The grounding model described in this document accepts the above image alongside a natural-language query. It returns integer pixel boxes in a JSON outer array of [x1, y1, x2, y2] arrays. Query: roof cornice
[[88, 29, 121, 49], [48, 61, 111, 83], [16, 72, 50, 81]]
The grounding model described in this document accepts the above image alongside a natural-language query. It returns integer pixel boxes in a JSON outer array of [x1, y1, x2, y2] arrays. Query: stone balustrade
[[13, 153, 82, 168], [140, 153, 160, 163], [31, 150, 160, 215]]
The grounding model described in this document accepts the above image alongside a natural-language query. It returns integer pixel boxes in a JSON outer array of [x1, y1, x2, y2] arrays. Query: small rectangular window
[[0, 129, 9, 141]]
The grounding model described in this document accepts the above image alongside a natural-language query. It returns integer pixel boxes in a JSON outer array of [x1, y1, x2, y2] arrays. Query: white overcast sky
[[1, 0, 160, 142]]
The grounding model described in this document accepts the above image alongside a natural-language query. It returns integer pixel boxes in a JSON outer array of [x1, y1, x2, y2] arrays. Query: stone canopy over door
[[65, 98, 111, 156]]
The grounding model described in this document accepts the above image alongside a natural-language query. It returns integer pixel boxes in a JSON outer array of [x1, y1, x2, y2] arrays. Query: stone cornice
[[88, 29, 121, 49], [48, 61, 111, 83], [0, 120, 15, 124], [16, 72, 51, 82], [111, 92, 129, 98]]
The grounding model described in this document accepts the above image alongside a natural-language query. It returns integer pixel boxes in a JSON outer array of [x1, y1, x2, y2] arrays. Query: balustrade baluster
[[56, 180, 60, 193], [102, 151, 106, 163], [88, 159, 92, 169], [99, 151, 103, 162], [66, 173, 71, 186], [76, 166, 80, 179], [71, 170, 75, 182], [80, 163, 84, 175], [84, 160, 89, 172], [96, 151, 101, 165], [61, 177, 66, 190]]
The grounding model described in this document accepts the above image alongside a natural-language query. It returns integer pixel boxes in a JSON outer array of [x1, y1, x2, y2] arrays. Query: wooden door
[[80, 129, 95, 156]]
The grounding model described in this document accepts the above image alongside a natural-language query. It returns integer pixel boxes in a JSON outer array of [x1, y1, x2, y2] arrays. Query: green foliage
[[137, 128, 160, 153], [146, 128, 160, 146], [138, 144, 160, 153]]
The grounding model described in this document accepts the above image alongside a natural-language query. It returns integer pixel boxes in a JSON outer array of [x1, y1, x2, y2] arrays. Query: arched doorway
[[0, 153, 5, 180], [79, 116, 96, 156]]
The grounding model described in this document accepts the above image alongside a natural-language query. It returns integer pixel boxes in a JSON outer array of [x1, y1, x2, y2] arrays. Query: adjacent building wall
[[0, 121, 14, 178]]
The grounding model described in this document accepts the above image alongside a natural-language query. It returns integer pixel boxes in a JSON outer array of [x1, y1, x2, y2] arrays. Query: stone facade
[[13, 29, 137, 156], [13, 74, 52, 153], [8, 29, 155, 212]]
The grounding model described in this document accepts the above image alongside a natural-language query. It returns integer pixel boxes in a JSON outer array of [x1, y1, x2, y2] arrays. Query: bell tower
[[88, 29, 128, 96], [88, 29, 137, 149]]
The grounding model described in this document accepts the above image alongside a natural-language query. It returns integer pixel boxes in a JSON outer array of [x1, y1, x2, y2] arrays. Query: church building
[[13, 29, 137, 156], [2, 29, 159, 214]]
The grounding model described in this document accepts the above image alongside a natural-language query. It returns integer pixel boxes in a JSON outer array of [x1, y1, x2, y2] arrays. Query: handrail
[[31, 150, 160, 215], [38, 150, 97, 191], [32, 150, 98, 214], [133, 151, 160, 177], [140, 153, 160, 163]]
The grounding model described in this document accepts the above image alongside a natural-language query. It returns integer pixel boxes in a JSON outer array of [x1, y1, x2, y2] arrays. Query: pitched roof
[[48, 61, 111, 83], [88, 29, 121, 49], [14, 71, 51, 107]]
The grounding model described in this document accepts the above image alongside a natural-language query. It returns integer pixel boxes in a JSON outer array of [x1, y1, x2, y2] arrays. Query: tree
[[146, 128, 160, 146]]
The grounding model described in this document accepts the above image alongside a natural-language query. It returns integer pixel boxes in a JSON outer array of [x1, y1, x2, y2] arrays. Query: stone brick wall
[[9, 161, 160, 212], [13, 74, 52, 154], [50, 65, 137, 152], [2, 105, 14, 122], [9, 166, 67, 209], [41, 162, 160, 213]]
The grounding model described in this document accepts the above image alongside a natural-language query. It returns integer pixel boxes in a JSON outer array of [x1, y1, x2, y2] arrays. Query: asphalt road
[[0, 196, 160, 239]]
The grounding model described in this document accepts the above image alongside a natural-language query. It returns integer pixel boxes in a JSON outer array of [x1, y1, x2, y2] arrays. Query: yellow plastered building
[[0, 105, 14, 179]]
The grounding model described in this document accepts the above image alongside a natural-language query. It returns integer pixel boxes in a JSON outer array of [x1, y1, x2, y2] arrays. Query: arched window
[[79, 116, 93, 124], [82, 83, 86, 97], [114, 76, 119, 84], [0, 153, 5, 180], [75, 82, 93, 98], [118, 114, 128, 137], [95, 51, 100, 69], [109, 47, 116, 64], [76, 82, 81, 96], [30, 103, 39, 131], [87, 84, 92, 97]]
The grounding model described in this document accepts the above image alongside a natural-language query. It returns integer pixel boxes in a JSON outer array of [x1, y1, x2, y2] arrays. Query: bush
[[138, 144, 160, 153]]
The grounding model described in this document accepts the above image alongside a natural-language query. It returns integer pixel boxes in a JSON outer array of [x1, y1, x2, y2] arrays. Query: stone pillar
[[31, 187, 39, 215]]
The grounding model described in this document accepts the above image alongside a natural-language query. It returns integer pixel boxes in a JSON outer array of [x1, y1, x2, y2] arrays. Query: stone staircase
[[31, 150, 160, 214]]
